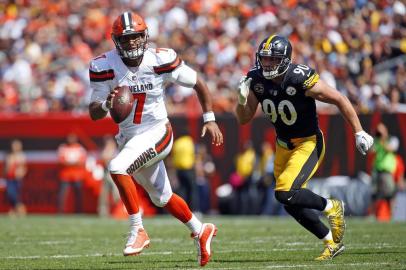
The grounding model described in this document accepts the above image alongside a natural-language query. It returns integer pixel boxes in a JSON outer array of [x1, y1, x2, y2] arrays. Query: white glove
[[238, 76, 252, 105], [355, 130, 374, 155]]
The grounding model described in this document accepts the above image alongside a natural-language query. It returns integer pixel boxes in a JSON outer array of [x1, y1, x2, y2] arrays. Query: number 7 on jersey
[[132, 93, 146, 124]]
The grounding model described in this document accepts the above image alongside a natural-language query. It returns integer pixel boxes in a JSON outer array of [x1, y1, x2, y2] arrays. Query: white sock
[[185, 214, 203, 235], [323, 199, 333, 212], [129, 213, 143, 230], [323, 230, 333, 242]]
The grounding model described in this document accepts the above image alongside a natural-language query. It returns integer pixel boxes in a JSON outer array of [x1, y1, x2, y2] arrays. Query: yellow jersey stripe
[[303, 73, 320, 89], [264, 35, 276, 50]]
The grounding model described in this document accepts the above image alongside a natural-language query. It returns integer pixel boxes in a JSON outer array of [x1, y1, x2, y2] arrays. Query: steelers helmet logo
[[254, 83, 264, 94], [286, 86, 296, 96]]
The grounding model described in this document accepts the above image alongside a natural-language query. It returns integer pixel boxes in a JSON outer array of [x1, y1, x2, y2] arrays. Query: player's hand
[[355, 130, 374, 155], [106, 87, 120, 108], [201, 121, 223, 146], [238, 76, 252, 105]]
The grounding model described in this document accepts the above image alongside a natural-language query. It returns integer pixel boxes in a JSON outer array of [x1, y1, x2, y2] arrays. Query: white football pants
[[109, 121, 174, 207]]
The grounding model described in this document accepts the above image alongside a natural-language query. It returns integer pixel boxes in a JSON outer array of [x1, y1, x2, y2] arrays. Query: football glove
[[238, 76, 252, 105], [355, 130, 374, 155]]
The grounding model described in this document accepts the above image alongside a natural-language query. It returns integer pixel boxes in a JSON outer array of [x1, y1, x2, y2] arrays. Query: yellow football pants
[[274, 131, 325, 191]]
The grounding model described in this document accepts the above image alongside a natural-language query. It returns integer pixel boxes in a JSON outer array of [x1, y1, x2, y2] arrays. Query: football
[[109, 86, 134, 123]]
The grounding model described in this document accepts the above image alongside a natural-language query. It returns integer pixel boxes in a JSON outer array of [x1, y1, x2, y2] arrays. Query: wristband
[[101, 100, 109, 112], [203, 111, 216, 123]]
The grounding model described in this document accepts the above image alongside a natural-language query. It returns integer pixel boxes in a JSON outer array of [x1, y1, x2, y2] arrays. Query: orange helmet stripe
[[112, 12, 147, 36]]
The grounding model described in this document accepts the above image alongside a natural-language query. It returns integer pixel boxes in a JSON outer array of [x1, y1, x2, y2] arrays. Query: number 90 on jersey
[[262, 99, 297, 126]]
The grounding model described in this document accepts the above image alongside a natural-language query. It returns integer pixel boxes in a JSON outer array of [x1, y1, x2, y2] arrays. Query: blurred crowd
[[0, 0, 405, 115]]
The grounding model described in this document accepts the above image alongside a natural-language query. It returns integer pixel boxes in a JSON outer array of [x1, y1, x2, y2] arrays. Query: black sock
[[284, 205, 329, 239]]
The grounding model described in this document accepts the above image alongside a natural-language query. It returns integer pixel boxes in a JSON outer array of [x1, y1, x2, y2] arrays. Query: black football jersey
[[248, 63, 320, 140]]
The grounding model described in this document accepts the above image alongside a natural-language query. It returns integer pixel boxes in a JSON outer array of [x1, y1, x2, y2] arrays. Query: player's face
[[117, 32, 147, 64], [259, 55, 282, 72], [119, 33, 147, 50]]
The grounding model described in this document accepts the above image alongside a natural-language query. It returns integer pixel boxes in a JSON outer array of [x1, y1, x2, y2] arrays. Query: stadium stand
[[0, 0, 405, 115]]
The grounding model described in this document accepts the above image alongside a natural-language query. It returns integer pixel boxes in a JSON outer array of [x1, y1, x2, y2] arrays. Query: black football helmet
[[256, 35, 292, 79]]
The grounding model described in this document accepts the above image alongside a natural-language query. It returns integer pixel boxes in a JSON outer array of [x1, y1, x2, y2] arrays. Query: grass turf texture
[[0, 215, 405, 270]]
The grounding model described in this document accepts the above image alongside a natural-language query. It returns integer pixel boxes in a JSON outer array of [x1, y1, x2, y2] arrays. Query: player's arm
[[306, 80, 362, 132], [235, 77, 259, 125], [88, 89, 118, 121], [193, 74, 213, 116], [306, 79, 374, 154], [89, 101, 109, 121], [193, 75, 224, 146], [88, 58, 117, 121], [170, 60, 223, 146]]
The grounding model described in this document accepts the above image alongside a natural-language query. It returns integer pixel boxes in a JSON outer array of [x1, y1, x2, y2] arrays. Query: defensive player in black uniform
[[235, 35, 374, 260]]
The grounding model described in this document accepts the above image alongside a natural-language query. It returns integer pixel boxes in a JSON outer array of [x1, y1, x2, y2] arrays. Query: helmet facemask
[[112, 30, 148, 61], [258, 52, 290, 79]]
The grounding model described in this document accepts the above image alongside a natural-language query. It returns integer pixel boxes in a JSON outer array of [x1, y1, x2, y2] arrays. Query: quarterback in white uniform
[[88, 12, 223, 267]]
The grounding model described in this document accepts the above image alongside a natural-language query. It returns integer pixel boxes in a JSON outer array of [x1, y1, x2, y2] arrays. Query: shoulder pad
[[303, 71, 320, 90], [286, 64, 319, 90], [247, 67, 262, 79], [248, 66, 258, 72], [152, 48, 182, 75], [89, 54, 114, 82], [89, 54, 111, 71]]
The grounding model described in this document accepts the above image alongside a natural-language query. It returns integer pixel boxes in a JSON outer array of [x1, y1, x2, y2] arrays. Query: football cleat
[[123, 228, 150, 256], [192, 223, 218, 267], [324, 199, 346, 243], [315, 242, 345, 261]]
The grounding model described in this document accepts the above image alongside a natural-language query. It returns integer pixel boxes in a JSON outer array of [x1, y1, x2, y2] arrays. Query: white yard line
[[198, 263, 400, 270], [1, 253, 396, 270], [2, 243, 405, 260], [265, 262, 397, 269]]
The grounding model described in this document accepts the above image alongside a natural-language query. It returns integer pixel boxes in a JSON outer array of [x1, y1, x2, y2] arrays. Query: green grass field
[[0, 215, 405, 270]]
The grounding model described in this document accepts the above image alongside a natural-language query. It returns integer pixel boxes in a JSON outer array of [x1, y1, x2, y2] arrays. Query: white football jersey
[[89, 48, 195, 142]]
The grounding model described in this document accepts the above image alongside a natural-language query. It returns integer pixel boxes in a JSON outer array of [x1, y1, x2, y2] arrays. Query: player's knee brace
[[275, 190, 298, 206]]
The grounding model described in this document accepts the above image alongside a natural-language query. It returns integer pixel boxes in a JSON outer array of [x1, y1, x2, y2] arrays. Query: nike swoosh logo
[[287, 196, 293, 201]]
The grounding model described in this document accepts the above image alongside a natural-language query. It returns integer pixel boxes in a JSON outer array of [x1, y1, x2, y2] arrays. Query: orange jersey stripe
[[89, 69, 115, 81], [155, 123, 172, 154], [153, 57, 181, 74]]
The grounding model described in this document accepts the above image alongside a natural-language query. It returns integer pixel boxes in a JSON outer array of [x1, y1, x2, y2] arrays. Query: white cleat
[[123, 228, 150, 256]]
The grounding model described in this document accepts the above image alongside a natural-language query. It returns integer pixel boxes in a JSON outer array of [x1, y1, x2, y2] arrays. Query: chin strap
[[122, 55, 144, 67]]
